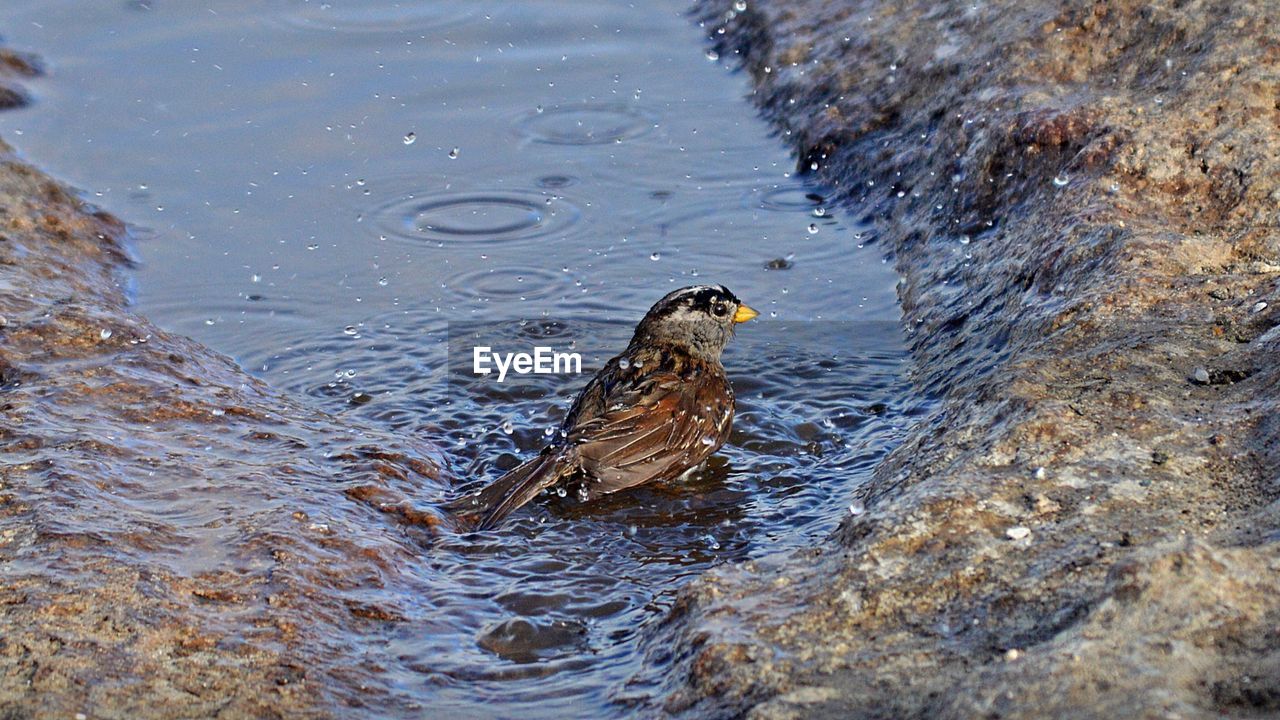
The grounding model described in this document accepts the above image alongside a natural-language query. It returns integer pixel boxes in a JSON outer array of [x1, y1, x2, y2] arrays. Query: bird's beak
[[733, 304, 759, 323]]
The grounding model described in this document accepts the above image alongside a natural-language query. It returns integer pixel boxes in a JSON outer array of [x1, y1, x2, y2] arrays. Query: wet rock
[[0, 107, 445, 718], [477, 617, 588, 664], [0, 48, 41, 110], [0, 85, 28, 110], [0, 49, 43, 78], [650, 0, 1280, 717]]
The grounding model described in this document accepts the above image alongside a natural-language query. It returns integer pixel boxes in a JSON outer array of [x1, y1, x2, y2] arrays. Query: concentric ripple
[[271, 1, 481, 35], [445, 266, 573, 303], [753, 185, 827, 212], [373, 190, 581, 247], [516, 104, 655, 146]]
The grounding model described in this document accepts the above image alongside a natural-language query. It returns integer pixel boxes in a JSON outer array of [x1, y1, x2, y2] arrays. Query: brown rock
[[652, 0, 1280, 716], [0, 64, 445, 719]]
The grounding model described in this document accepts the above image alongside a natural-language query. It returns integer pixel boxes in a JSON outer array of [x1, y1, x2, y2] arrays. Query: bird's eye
[[712, 303, 729, 317]]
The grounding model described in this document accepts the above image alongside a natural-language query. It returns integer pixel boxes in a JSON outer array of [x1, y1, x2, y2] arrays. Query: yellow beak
[[733, 304, 759, 323]]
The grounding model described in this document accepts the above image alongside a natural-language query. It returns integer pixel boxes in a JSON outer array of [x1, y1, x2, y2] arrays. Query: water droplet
[[618, 358, 631, 369], [733, 0, 747, 10], [99, 328, 112, 340], [703, 534, 721, 550], [403, 132, 416, 145], [700, 435, 717, 446], [543, 426, 555, 437], [813, 207, 826, 217], [1052, 174, 1069, 187], [807, 223, 818, 234], [848, 500, 866, 516], [343, 325, 358, 335], [501, 420, 514, 435], [649, 251, 661, 261], [377, 277, 389, 286], [705, 50, 719, 62], [556, 486, 567, 497], [1006, 526, 1031, 540], [448, 147, 459, 159]]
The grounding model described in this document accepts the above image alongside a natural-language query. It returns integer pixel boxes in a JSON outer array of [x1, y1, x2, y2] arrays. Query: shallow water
[[0, 0, 921, 714]]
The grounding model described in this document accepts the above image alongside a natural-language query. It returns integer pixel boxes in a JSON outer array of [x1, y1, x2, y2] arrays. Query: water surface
[[0, 1, 920, 714]]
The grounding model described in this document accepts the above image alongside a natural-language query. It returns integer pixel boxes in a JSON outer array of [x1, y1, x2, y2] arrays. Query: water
[[0, 0, 922, 714]]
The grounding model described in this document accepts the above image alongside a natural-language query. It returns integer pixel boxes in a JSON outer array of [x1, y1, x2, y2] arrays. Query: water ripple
[[372, 190, 581, 247], [516, 104, 655, 146], [445, 266, 574, 303], [271, 0, 481, 36]]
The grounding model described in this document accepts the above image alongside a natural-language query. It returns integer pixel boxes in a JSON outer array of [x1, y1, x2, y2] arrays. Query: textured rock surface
[[653, 1, 1280, 717], [0, 54, 444, 717]]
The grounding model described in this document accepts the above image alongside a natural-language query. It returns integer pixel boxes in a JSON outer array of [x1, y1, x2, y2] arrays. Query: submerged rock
[[652, 0, 1280, 717]]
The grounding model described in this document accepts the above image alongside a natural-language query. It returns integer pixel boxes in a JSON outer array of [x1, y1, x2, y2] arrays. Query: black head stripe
[[684, 285, 738, 310], [647, 285, 740, 320]]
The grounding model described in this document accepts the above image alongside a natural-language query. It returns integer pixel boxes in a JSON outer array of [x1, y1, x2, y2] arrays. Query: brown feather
[[448, 285, 748, 528]]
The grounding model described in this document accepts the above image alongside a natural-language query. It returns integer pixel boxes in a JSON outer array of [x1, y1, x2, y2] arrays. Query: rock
[[0, 102, 445, 718], [650, 0, 1280, 717], [0, 84, 28, 110]]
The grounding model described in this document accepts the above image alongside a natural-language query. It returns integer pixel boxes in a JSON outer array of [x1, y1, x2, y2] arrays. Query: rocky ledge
[[0, 51, 444, 716], [654, 1, 1280, 717]]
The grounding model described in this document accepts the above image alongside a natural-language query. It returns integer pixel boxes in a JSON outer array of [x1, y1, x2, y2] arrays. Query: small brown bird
[[450, 285, 758, 530]]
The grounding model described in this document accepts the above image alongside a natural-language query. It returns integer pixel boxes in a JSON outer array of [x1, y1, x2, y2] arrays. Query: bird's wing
[[568, 367, 733, 495]]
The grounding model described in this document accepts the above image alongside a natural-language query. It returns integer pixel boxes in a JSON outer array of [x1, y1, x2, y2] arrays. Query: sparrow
[[449, 285, 758, 530]]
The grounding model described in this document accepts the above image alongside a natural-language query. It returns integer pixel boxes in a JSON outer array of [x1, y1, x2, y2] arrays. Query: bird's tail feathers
[[446, 450, 574, 530]]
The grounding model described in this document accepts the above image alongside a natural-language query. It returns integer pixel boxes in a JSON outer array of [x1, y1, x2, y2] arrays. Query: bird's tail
[[445, 449, 575, 530]]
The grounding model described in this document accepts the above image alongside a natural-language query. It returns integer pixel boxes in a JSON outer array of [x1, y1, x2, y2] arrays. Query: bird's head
[[630, 285, 758, 362]]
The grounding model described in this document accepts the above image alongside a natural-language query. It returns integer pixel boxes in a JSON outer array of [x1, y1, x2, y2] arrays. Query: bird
[[449, 284, 758, 530]]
